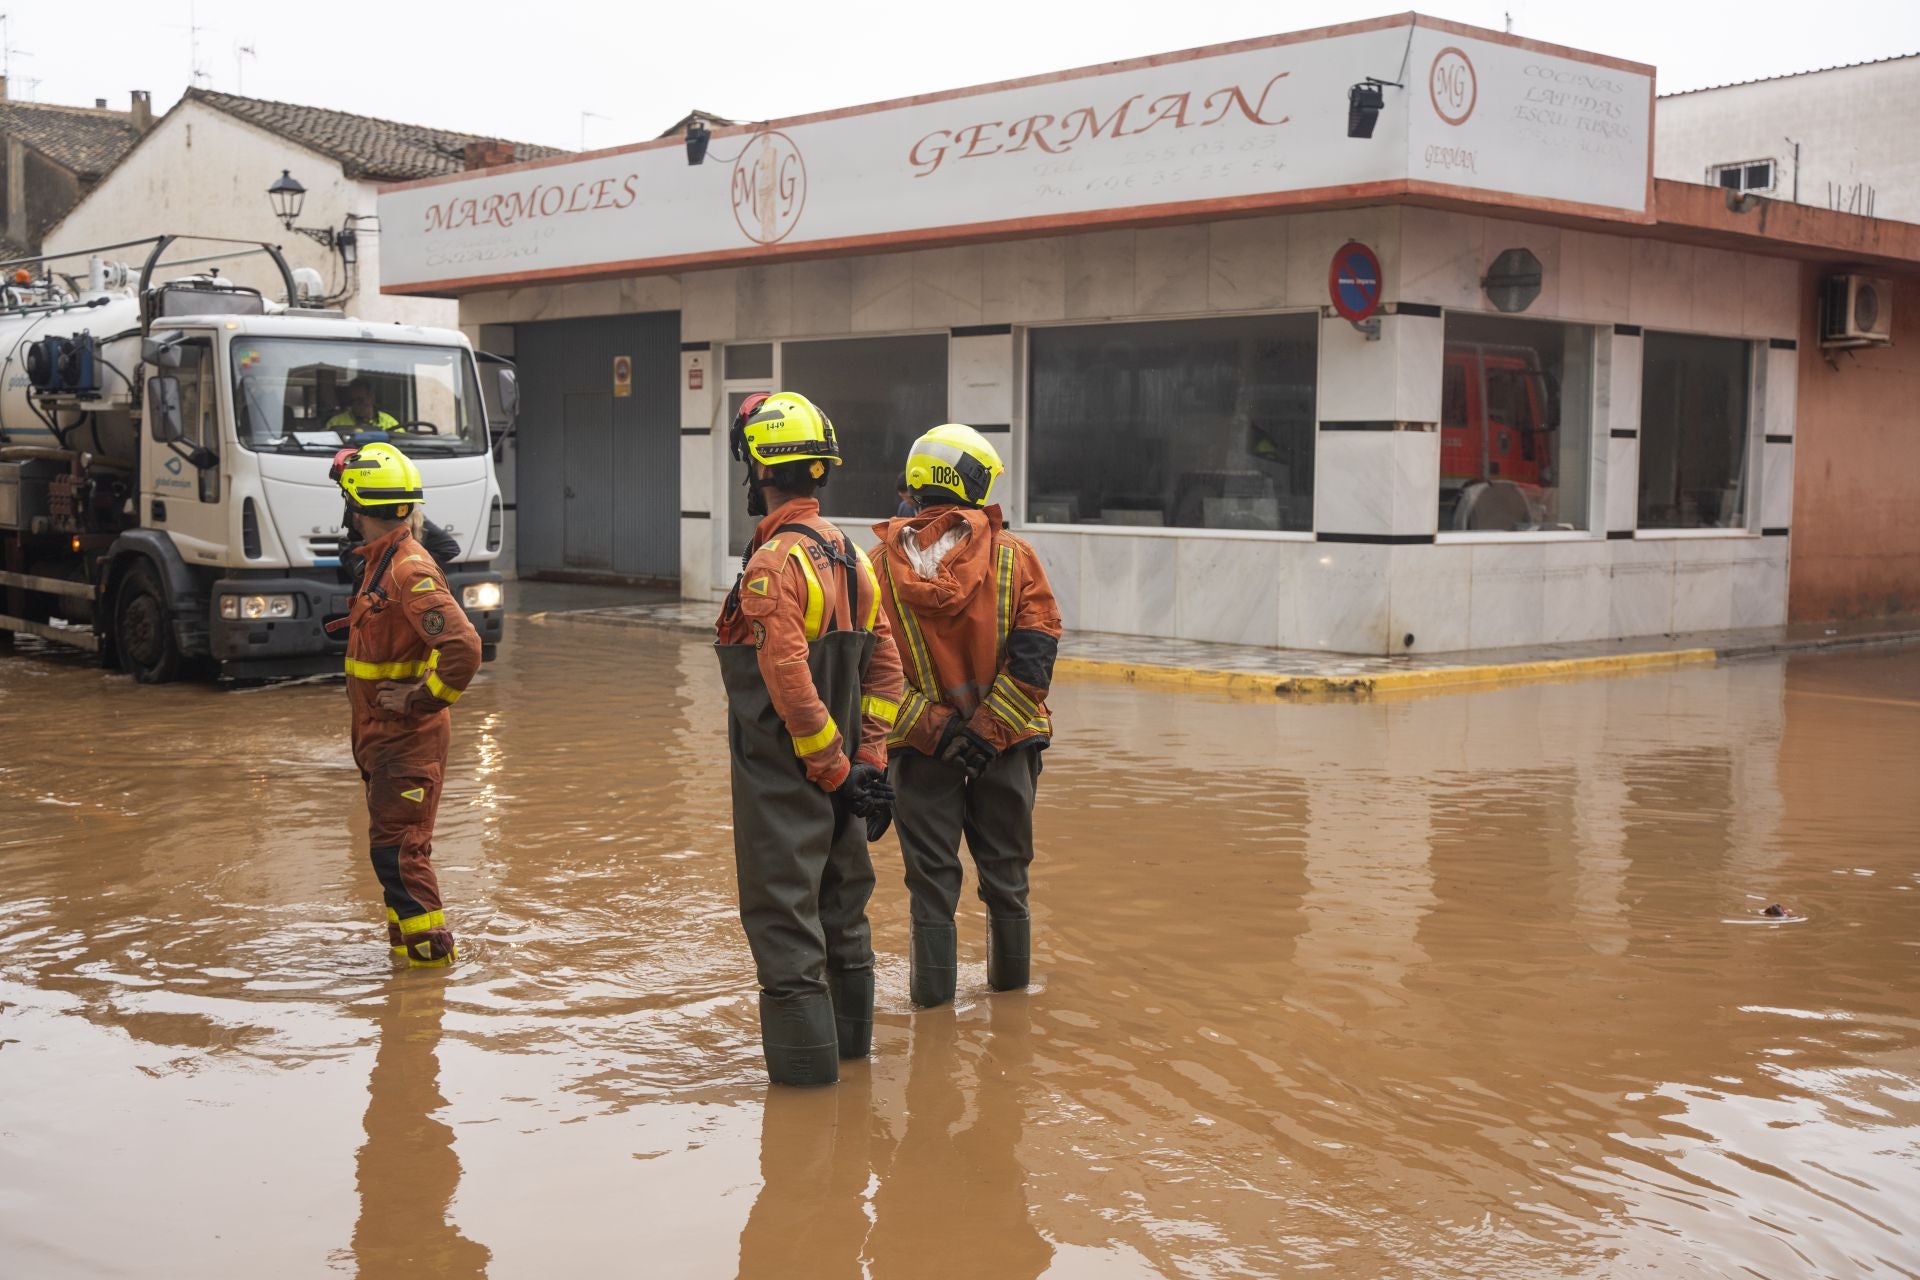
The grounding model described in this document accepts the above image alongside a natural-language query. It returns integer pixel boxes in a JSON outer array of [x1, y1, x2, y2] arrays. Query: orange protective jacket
[[716, 497, 905, 792], [344, 523, 482, 749], [869, 504, 1060, 756]]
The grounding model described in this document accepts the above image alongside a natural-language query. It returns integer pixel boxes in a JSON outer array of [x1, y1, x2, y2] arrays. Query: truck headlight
[[462, 582, 503, 610], [221, 593, 295, 620]]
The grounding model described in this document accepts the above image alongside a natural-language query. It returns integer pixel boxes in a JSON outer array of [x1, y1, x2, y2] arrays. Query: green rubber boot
[[828, 969, 875, 1059], [758, 991, 839, 1086], [987, 916, 1031, 992], [909, 923, 957, 1008]]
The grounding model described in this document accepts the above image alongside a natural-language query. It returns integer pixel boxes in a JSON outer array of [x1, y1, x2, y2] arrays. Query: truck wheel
[[114, 562, 182, 684]]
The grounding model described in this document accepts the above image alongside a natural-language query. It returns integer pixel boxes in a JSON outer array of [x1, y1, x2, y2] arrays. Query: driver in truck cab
[[327, 377, 400, 432], [329, 442, 482, 968]]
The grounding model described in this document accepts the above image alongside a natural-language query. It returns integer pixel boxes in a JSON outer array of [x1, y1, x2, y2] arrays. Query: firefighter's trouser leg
[[893, 747, 1040, 923], [361, 751, 454, 968]]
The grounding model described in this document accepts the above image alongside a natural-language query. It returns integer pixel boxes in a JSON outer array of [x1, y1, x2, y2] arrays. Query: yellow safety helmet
[[334, 441, 424, 510], [904, 423, 1003, 507], [730, 391, 841, 476]]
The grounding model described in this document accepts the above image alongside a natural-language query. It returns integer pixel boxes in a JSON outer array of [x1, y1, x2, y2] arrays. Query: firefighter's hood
[[873, 505, 1002, 619]]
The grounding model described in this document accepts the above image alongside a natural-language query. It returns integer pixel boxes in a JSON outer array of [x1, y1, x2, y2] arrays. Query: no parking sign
[[1328, 241, 1383, 322]]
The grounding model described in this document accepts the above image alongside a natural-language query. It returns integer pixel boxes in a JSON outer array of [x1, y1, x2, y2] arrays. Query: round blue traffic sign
[[1328, 241, 1383, 322]]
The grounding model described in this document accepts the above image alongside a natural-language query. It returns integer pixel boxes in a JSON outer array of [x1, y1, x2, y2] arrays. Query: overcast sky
[[10, 0, 1918, 153]]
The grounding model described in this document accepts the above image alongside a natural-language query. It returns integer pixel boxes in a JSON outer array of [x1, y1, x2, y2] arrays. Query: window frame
[[1433, 308, 1605, 545], [1709, 159, 1777, 194], [1632, 327, 1765, 539], [715, 328, 952, 559], [1015, 308, 1322, 542]]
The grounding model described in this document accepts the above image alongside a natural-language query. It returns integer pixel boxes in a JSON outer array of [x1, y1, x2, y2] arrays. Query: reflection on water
[[1, 629, 1917, 1278], [350, 977, 490, 1278]]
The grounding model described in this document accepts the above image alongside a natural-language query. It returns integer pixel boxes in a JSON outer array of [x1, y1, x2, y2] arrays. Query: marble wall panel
[[911, 246, 985, 329], [851, 254, 914, 332], [1207, 216, 1288, 312], [735, 263, 794, 338], [1606, 539, 1674, 638], [1468, 542, 1547, 649], [1540, 540, 1613, 643], [1605, 433, 1640, 533], [1764, 345, 1798, 439], [1288, 541, 1390, 653], [681, 268, 740, 342], [1762, 441, 1795, 529], [1398, 207, 1486, 310], [1176, 538, 1285, 648], [1628, 239, 1695, 333], [1388, 543, 1472, 653], [1743, 256, 1800, 339], [1314, 430, 1396, 536], [950, 333, 1014, 426], [1065, 230, 1137, 320], [1134, 224, 1210, 315], [790, 258, 853, 337], [982, 236, 1068, 323], [1670, 539, 1740, 633], [1016, 530, 1083, 631], [1557, 230, 1632, 324]]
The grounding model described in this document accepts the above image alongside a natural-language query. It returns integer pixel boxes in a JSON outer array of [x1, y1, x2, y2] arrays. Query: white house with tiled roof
[[42, 88, 562, 325], [1656, 54, 1920, 224]]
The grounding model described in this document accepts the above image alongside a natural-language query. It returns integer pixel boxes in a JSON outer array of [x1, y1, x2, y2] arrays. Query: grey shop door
[[512, 311, 680, 580]]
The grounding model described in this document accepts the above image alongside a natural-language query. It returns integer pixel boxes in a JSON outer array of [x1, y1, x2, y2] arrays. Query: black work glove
[[835, 761, 891, 817], [936, 717, 999, 775]]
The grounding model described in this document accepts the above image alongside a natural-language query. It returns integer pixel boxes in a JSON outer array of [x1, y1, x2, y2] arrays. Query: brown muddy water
[[1, 623, 1917, 1279]]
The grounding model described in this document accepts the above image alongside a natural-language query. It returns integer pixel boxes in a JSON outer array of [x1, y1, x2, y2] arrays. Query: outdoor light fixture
[[265, 169, 372, 265], [686, 119, 711, 166], [267, 169, 307, 228], [1347, 80, 1389, 139]]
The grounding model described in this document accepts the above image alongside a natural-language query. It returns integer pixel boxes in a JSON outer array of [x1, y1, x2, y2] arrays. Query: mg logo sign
[[1429, 47, 1477, 126], [730, 130, 808, 245]]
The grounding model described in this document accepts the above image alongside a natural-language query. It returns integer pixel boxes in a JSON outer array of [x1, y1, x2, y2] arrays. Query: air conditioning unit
[[1821, 273, 1893, 348]]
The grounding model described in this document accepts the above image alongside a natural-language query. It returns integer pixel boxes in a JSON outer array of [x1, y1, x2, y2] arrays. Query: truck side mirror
[[495, 367, 520, 420], [142, 335, 185, 368], [147, 376, 185, 443]]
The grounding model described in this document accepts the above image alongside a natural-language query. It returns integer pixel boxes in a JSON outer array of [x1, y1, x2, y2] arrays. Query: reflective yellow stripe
[[855, 546, 880, 632], [396, 909, 446, 936], [985, 674, 1047, 735], [861, 694, 900, 726], [787, 542, 825, 640], [990, 672, 1040, 718], [882, 558, 937, 697], [887, 688, 930, 747], [344, 657, 429, 679], [996, 544, 1015, 655], [791, 715, 840, 757], [424, 670, 462, 703]]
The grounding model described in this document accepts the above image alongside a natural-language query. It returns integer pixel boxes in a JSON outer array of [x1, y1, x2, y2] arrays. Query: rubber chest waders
[[717, 529, 881, 1085]]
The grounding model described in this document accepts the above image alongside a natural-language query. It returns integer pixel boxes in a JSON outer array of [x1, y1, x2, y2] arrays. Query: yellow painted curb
[[1055, 646, 1720, 700]]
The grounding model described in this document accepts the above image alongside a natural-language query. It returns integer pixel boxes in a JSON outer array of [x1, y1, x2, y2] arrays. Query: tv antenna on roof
[[234, 41, 256, 94]]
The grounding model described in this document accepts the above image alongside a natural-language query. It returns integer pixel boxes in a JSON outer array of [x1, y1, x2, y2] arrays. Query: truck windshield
[[230, 337, 488, 456]]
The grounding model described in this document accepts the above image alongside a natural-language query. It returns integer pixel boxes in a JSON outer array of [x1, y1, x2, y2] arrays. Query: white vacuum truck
[[0, 235, 513, 681]]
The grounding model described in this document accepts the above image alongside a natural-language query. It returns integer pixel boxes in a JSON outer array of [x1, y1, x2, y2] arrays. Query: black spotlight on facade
[[686, 119, 711, 166], [1347, 80, 1386, 138]]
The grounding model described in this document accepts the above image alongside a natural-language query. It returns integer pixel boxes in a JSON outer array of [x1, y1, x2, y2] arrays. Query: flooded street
[[2, 619, 1918, 1279]]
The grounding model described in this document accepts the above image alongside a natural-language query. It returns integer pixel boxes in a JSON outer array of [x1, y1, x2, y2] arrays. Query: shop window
[[1439, 313, 1594, 532], [1028, 314, 1316, 531], [1711, 160, 1774, 194], [780, 334, 948, 521], [1639, 332, 1753, 529], [725, 343, 773, 380]]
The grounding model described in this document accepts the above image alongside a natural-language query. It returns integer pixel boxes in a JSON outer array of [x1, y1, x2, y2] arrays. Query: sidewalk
[[521, 585, 1920, 699]]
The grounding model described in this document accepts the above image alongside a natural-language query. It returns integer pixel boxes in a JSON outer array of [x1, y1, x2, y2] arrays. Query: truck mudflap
[[210, 567, 505, 679]]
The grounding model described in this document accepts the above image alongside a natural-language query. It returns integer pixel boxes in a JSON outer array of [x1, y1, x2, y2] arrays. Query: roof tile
[[0, 101, 142, 178], [186, 89, 564, 181]]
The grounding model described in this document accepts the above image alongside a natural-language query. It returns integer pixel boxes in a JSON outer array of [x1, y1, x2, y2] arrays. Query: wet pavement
[[2, 623, 1918, 1278]]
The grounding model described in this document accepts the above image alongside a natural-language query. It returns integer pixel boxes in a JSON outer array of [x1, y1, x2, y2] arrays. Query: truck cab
[[1439, 342, 1562, 531], [1, 236, 513, 682]]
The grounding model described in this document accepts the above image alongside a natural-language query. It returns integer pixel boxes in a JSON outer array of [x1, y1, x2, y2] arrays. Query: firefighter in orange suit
[[870, 424, 1060, 1007], [332, 442, 483, 968], [716, 391, 905, 1086]]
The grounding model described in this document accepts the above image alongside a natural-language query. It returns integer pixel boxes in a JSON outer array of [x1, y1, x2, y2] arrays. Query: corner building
[[379, 14, 1920, 653]]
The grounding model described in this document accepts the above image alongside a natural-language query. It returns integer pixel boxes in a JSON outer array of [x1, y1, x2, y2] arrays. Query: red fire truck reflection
[[1440, 342, 1563, 530]]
